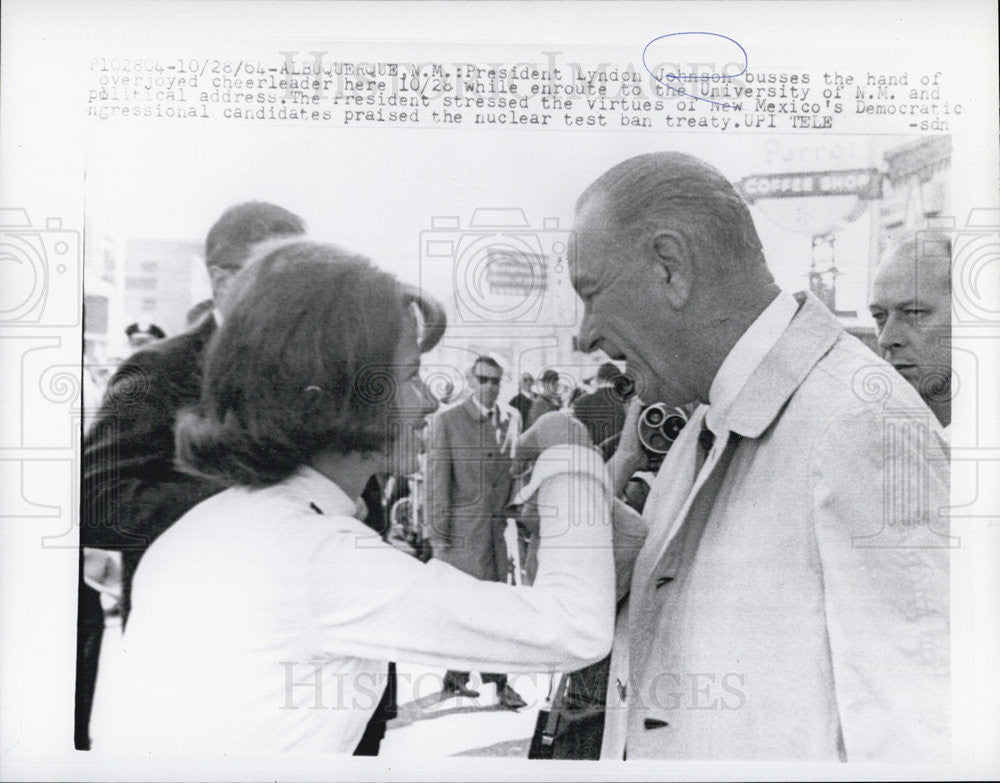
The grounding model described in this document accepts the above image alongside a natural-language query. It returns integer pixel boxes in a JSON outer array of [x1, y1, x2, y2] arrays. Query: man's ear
[[207, 265, 236, 305], [651, 230, 693, 309]]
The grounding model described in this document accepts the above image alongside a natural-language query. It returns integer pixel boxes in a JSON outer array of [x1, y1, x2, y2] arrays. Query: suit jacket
[[508, 392, 534, 424], [80, 315, 221, 621], [426, 396, 518, 582], [572, 387, 626, 448], [602, 293, 950, 761]]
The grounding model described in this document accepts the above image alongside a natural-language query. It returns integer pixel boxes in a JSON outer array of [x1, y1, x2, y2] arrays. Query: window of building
[[126, 276, 158, 290]]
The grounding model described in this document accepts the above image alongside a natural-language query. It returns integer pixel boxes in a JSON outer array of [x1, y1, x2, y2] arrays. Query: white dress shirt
[[97, 449, 613, 754], [468, 395, 520, 455], [469, 395, 502, 443]]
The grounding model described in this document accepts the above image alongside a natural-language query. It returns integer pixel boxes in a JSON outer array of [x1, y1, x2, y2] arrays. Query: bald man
[[869, 231, 952, 428], [571, 152, 949, 761]]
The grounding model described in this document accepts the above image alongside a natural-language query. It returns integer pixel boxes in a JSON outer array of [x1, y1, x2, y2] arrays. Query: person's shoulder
[[137, 483, 236, 555], [103, 323, 212, 407], [145, 482, 352, 574], [805, 329, 928, 413], [429, 398, 467, 426], [121, 318, 214, 375], [148, 318, 215, 363], [791, 332, 948, 457], [771, 294, 912, 416], [572, 389, 604, 409]]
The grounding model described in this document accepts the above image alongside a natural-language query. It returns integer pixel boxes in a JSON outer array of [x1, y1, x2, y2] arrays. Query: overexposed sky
[[88, 122, 912, 316]]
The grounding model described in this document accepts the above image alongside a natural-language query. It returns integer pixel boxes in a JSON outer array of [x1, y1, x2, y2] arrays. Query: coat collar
[[466, 394, 493, 420], [278, 465, 359, 518], [706, 291, 798, 435], [713, 291, 843, 440], [463, 394, 508, 424]]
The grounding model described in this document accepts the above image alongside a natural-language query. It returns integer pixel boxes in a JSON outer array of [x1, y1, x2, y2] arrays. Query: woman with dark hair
[[97, 241, 616, 754]]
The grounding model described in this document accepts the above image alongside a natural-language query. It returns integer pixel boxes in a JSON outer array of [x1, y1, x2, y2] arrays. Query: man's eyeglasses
[[475, 375, 502, 386]]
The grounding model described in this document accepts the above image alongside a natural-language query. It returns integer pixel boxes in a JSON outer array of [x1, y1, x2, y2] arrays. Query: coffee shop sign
[[737, 168, 883, 202]]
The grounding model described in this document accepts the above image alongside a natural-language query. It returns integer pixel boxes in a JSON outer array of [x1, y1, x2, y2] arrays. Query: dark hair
[[541, 369, 559, 385], [471, 355, 502, 373], [577, 152, 765, 275], [596, 362, 621, 383], [204, 201, 307, 271], [175, 241, 443, 487], [125, 322, 166, 339]]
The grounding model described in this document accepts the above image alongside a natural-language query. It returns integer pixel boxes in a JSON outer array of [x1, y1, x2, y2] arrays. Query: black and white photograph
[[1, 1, 998, 780]]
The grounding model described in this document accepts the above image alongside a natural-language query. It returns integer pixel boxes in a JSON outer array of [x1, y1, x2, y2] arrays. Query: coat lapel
[[722, 292, 841, 439], [626, 292, 845, 681], [628, 432, 739, 683]]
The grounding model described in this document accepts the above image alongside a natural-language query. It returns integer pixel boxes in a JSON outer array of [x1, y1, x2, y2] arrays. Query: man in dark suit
[[525, 368, 562, 427], [507, 372, 535, 423], [426, 355, 527, 710], [571, 362, 627, 450], [75, 202, 307, 749]]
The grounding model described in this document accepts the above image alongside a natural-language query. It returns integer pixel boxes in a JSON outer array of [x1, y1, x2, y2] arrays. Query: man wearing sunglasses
[[426, 355, 527, 710]]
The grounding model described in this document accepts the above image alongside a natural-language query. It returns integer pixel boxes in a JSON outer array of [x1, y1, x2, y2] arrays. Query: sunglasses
[[474, 375, 502, 386]]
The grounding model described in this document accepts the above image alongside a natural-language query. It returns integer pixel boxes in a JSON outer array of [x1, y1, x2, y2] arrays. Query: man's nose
[[877, 313, 906, 351], [577, 309, 599, 354]]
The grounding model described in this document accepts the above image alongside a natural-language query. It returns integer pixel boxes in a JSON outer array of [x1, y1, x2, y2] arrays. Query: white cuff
[[513, 444, 610, 505], [630, 470, 656, 487]]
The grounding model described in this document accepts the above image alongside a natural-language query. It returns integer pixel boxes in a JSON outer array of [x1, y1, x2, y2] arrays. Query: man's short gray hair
[[577, 151, 765, 273]]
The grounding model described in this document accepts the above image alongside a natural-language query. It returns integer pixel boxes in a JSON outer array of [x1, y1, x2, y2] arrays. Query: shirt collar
[[278, 465, 359, 517], [469, 395, 498, 420], [213, 308, 224, 327], [706, 291, 798, 436]]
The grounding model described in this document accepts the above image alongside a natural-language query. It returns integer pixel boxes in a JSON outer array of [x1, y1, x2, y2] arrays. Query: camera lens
[[662, 414, 686, 441], [648, 432, 669, 450], [637, 404, 688, 456]]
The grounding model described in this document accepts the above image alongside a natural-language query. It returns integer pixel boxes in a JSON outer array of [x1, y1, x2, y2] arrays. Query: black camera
[[601, 374, 688, 464], [637, 403, 688, 462]]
